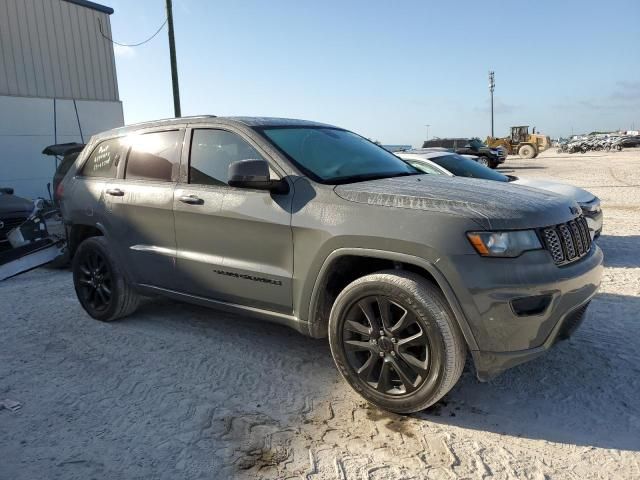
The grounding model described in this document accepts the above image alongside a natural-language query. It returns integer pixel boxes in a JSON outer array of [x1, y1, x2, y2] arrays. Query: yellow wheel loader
[[487, 126, 551, 159]]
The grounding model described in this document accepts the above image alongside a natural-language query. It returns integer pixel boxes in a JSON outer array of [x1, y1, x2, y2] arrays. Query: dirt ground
[[1, 148, 639, 480]]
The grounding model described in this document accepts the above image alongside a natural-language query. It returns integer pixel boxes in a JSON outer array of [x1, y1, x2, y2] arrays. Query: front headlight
[[467, 230, 542, 257], [580, 198, 601, 214]]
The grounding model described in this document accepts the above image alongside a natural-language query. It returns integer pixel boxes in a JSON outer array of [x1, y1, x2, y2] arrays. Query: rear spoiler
[[42, 143, 85, 156]]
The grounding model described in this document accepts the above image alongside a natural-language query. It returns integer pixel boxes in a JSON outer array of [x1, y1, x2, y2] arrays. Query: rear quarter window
[[80, 139, 122, 178]]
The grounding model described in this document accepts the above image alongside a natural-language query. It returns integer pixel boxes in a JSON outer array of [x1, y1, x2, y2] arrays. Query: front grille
[[0, 217, 27, 240], [541, 216, 592, 266]]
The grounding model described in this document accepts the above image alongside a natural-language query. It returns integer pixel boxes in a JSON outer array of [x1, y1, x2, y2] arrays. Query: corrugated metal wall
[[0, 0, 119, 101]]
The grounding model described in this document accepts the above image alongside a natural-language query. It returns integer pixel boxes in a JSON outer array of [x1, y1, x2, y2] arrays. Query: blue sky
[[107, 0, 640, 146]]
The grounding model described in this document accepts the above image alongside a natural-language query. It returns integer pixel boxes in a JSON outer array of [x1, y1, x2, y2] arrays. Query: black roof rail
[[123, 115, 217, 129]]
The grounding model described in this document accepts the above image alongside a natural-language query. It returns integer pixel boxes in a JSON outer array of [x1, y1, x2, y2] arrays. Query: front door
[[103, 129, 184, 289], [173, 127, 293, 313]]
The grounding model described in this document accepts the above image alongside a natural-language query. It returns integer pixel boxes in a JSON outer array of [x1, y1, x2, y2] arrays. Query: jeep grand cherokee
[[58, 116, 603, 413]]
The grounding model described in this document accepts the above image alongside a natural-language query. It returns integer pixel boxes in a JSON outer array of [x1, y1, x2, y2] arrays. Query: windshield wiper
[[331, 171, 420, 185]]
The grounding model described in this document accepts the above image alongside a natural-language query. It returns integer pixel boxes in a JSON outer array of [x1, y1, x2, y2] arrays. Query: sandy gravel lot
[[1, 148, 639, 479]]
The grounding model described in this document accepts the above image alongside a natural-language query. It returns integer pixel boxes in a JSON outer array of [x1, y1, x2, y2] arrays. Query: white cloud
[[113, 44, 136, 58]]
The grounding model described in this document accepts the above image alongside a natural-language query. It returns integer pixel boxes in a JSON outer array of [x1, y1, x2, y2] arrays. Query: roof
[[95, 116, 337, 139], [229, 117, 334, 128], [62, 0, 114, 15]]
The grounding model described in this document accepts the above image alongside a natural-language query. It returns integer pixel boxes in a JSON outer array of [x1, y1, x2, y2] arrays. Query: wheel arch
[[306, 248, 479, 352], [68, 222, 105, 257]]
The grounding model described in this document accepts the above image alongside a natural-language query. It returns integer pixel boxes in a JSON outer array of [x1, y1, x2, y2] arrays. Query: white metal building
[[0, 0, 124, 198]]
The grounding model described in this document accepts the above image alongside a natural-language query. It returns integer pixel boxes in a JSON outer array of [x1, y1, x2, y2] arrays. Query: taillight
[[55, 182, 64, 201]]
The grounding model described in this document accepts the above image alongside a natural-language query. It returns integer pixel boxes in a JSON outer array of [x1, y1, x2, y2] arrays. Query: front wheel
[[328, 271, 466, 414], [72, 236, 140, 322], [477, 156, 490, 168], [518, 144, 536, 159]]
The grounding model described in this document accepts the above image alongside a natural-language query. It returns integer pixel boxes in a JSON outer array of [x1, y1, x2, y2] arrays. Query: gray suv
[[59, 116, 603, 413]]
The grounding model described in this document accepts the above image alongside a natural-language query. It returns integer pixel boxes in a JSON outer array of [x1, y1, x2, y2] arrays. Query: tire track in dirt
[[2, 151, 640, 479]]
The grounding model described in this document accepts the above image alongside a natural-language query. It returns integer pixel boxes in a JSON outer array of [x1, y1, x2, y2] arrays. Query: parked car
[[59, 116, 603, 414], [398, 150, 603, 238], [618, 135, 640, 149], [0, 188, 34, 251], [421, 138, 506, 168]]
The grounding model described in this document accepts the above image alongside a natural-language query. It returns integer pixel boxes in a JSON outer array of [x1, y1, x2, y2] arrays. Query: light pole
[[166, 0, 181, 117], [489, 71, 495, 138], [425, 124, 431, 141]]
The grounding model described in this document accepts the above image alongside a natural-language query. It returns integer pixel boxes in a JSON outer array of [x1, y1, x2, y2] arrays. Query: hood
[[512, 178, 595, 204], [334, 175, 580, 230], [0, 193, 33, 217]]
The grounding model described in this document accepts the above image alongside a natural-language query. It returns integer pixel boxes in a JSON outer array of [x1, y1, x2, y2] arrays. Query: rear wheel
[[328, 271, 466, 414], [72, 236, 140, 322], [518, 144, 536, 159]]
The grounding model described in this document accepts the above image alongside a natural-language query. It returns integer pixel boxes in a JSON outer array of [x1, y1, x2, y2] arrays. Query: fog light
[[511, 294, 552, 316]]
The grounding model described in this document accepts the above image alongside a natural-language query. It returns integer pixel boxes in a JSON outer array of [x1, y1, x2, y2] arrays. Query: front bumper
[[440, 245, 603, 380], [472, 299, 591, 380]]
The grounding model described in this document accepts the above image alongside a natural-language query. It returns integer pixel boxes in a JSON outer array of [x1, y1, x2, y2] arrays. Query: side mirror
[[0, 187, 14, 194], [228, 159, 288, 193]]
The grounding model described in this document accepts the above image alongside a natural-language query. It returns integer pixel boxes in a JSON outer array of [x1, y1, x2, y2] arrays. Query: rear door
[[173, 127, 294, 313], [103, 129, 184, 289]]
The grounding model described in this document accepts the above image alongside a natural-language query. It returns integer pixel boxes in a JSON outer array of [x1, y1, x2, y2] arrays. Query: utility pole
[[489, 71, 495, 138], [425, 124, 431, 141], [166, 0, 181, 117]]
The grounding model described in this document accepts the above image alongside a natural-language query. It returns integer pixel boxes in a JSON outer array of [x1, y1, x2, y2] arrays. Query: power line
[[97, 17, 168, 47]]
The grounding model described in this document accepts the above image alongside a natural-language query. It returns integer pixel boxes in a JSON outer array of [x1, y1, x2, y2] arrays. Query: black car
[[0, 188, 34, 251], [422, 137, 505, 168], [619, 136, 640, 149]]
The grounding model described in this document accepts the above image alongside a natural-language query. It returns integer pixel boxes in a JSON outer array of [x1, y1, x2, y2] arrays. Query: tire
[[518, 144, 536, 159], [489, 160, 499, 169], [477, 157, 490, 168], [72, 236, 140, 322], [328, 271, 466, 414]]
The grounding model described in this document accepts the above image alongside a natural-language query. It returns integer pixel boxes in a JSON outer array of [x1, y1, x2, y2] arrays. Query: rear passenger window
[[189, 129, 266, 186], [81, 139, 121, 178], [124, 130, 183, 182]]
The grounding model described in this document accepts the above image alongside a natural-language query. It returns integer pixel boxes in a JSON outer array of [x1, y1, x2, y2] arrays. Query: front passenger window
[[189, 129, 266, 186]]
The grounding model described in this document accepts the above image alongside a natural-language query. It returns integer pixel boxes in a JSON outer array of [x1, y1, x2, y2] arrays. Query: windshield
[[430, 154, 509, 182], [468, 138, 485, 149], [259, 127, 418, 184]]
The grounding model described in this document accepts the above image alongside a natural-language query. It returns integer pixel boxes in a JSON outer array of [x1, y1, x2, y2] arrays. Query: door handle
[[106, 188, 125, 197], [179, 194, 204, 205]]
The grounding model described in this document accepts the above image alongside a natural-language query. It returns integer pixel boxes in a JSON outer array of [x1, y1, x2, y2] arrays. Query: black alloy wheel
[[342, 295, 432, 396], [76, 249, 113, 312]]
